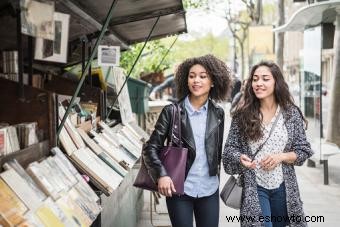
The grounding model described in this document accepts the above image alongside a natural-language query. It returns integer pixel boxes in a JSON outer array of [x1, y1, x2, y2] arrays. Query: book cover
[[26, 162, 60, 201], [35, 206, 64, 227], [0, 169, 42, 211], [0, 128, 5, 155], [59, 124, 78, 156], [7, 126, 20, 152], [0, 179, 27, 224], [51, 147, 99, 202], [3, 159, 47, 201], [71, 148, 122, 192], [56, 194, 90, 227]]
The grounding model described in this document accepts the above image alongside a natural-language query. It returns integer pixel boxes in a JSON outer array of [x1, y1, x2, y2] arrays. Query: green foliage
[[262, 3, 276, 25], [119, 40, 171, 78], [120, 33, 230, 78], [162, 33, 230, 75], [182, 0, 209, 9]]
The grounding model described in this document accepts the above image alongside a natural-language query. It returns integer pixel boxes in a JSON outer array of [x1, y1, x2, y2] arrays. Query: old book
[[15, 122, 39, 148], [48, 157, 77, 189], [26, 162, 60, 201], [77, 128, 127, 177], [71, 148, 123, 192], [0, 127, 7, 155], [39, 197, 80, 227], [0, 169, 42, 211], [51, 147, 99, 202], [84, 147, 124, 187], [91, 132, 134, 169], [77, 128, 105, 156], [35, 206, 64, 227], [0, 213, 11, 227], [98, 152, 128, 177], [68, 187, 100, 223], [122, 124, 143, 141], [0, 179, 27, 224], [59, 122, 78, 156], [3, 159, 47, 201], [73, 182, 101, 211], [92, 129, 137, 167], [115, 132, 140, 159], [7, 126, 20, 153], [22, 210, 45, 227], [0, 127, 12, 155], [127, 121, 150, 141], [59, 106, 86, 149], [121, 126, 143, 147], [56, 194, 91, 227], [42, 159, 70, 193], [70, 154, 114, 195]]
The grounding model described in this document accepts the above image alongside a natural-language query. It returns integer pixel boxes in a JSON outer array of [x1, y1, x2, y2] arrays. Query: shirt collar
[[184, 96, 209, 116]]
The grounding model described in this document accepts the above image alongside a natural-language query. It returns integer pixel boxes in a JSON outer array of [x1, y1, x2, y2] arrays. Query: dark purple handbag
[[133, 104, 188, 195]]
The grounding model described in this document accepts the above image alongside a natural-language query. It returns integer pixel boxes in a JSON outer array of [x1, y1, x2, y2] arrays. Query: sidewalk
[[136, 103, 340, 227]]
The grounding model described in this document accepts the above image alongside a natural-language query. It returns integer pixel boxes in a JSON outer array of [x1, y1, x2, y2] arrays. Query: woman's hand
[[240, 154, 256, 169], [260, 154, 282, 171], [158, 176, 176, 197]]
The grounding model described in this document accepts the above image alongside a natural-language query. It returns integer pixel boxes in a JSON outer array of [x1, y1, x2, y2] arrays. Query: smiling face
[[251, 66, 276, 101], [187, 64, 213, 100]]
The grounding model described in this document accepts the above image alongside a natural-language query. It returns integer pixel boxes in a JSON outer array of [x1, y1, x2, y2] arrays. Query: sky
[[181, 0, 277, 40], [182, 9, 230, 39]]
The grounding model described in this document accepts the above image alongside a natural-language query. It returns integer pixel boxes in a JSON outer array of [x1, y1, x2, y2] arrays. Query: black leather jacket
[[142, 98, 225, 183]]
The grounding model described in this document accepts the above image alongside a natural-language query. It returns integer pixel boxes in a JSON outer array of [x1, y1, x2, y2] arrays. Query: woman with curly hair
[[223, 61, 313, 227], [143, 54, 232, 227]]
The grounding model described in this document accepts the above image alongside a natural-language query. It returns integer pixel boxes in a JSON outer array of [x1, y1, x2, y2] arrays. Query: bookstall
[[0, 0, 186, 226]]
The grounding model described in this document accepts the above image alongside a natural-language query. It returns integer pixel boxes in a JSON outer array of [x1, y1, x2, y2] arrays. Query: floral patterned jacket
[[223, 105, 313, 227]]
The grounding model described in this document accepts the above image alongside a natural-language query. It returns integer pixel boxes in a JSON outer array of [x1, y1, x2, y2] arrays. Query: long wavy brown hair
[[175, 54, 232, 102], [233, 61, 303, 141]]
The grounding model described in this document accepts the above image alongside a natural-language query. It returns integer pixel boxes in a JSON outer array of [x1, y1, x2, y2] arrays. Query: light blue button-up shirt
[[184, 96, 219, 198]]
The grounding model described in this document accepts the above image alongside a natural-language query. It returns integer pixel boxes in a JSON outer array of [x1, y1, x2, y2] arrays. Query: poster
[[21, 0, 55, 40], [34, 12, 70, 63], [98, 46, 120, 67]]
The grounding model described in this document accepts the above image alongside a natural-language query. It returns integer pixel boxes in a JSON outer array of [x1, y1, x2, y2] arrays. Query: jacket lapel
[[205, 102, 220, 140], [179, 101, 196, 151]]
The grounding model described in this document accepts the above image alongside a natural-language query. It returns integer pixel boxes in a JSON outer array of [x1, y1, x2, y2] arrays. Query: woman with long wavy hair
[[143, 54, 232, 227], [223, 61, 313, 227]]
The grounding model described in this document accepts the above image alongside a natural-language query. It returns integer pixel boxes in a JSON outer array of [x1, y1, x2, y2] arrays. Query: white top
[[249, 106, 288, 189]]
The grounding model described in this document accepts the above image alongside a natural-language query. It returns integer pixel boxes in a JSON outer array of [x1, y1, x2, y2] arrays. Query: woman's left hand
[[260, 154, 282, 171]]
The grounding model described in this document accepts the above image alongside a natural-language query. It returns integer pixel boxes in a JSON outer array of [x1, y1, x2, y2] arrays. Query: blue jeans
[[165, 190, 219, 227], [257, 183, 289, 227]]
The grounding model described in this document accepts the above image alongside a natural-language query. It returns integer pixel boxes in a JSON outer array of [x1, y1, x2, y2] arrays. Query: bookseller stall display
[[0, 0, 187, 226]]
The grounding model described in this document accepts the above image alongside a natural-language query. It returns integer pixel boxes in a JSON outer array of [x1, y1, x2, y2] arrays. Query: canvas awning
[[0, 0, 187, 65], [273, 0, 340, 32]]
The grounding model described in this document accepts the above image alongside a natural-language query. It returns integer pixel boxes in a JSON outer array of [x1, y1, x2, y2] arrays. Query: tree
[[119, 40, 171, 78], [223, 0, 262, 79], [276, 0, 285, 70], [167, 32, 229, 66]]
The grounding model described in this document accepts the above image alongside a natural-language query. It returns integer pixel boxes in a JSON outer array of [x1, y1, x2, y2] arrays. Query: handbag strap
[[168, 103, 182, 148], [251, 108, 282, 161]]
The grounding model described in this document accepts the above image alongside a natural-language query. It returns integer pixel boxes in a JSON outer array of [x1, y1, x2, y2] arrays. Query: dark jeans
[[257, 183, 289, 227], [165, 190, 219, 227]]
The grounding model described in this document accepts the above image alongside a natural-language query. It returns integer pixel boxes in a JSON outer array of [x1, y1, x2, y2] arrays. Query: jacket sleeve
[[291, 107, 314, 166], [222, 117, 244, 175], [142, 104, 172, 183], [218, 109, 225, 173]]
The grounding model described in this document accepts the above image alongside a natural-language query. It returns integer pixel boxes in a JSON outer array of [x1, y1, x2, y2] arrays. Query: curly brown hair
[[174, 54, 232, 102], [233, 61, 304, 141]]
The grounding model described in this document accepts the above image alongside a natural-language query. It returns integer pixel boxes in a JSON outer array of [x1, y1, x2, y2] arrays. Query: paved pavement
[[137, 103, 340, 227]]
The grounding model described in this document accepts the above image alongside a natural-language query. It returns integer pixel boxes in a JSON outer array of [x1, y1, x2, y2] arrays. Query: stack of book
[[0, 148, 101, 226], [57, 104, 150, 195], [1, 51, 18, 82], [0, 122, 41, 157]]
